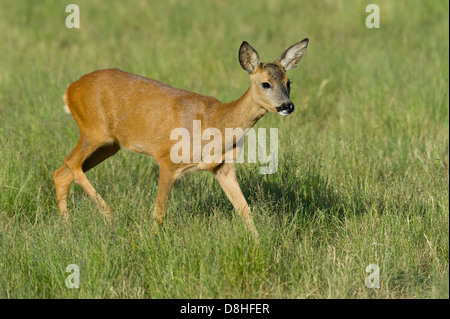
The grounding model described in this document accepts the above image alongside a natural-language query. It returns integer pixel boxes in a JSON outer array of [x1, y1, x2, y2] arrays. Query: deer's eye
[[261, 82, 271, 89], [287, 81, 291, 90]]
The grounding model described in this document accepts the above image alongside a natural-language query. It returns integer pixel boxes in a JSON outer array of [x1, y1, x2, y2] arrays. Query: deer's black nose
[[286, 102, 294, 113], [276, 102, 295, 116]]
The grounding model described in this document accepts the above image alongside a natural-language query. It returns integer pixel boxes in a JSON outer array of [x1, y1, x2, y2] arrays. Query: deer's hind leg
[[54, 135, 119, 219], [53, 163, 74, 218]]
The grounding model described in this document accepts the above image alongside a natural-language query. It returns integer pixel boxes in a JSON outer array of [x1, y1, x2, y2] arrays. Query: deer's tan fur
[[53, 39, 309, 238]]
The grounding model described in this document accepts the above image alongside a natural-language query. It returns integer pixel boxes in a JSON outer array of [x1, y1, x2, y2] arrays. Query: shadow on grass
[[239, 159, 346, 221], [88, 151, 431, 225], [166, 154, 346, 223]]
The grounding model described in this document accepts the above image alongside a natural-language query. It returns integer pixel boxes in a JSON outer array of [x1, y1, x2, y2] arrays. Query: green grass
[[0, 0, 448, 298]]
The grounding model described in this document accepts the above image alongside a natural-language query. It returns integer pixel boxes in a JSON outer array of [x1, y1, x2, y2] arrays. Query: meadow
[[0, 0, 448, 298]]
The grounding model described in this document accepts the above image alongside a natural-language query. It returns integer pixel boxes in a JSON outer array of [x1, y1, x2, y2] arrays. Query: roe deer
[[53, 39, 309, 238]]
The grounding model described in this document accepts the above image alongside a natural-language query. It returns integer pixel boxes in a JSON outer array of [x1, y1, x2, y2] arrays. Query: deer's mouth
[[276, 102, 294, 116]]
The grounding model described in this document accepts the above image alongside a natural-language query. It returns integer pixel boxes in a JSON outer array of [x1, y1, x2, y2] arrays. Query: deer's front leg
[[213, 163, 258, 239], [152, 165, 176, 235]]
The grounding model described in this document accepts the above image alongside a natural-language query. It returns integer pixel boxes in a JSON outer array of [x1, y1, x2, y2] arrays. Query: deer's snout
[[276, 102, 295, 116]]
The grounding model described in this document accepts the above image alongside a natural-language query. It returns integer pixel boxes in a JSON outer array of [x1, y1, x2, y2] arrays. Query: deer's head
[[239, 39, 309, 116]]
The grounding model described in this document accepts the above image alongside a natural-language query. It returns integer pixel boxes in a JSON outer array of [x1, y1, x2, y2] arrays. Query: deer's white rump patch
[[64, 104, 72, 114]]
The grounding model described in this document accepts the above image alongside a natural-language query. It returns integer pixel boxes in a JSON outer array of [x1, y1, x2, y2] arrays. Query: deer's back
[[64, 68, 221, 159]]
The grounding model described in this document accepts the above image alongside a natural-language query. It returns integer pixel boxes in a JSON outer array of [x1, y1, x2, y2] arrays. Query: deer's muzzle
[[276, 102, 295, 116]]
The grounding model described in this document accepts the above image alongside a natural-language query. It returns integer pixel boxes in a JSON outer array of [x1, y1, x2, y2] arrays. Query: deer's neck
[[221, 86, 267, 130]]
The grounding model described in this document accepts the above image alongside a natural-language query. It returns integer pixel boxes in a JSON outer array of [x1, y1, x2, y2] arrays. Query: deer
[[53, 39, 309, 239]]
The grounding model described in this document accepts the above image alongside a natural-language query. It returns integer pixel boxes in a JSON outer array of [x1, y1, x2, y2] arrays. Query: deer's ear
[[239, 41, 261, 74], [276, 38, 309, 71]]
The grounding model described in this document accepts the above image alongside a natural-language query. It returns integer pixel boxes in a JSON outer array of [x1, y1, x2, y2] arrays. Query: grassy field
[[0, 0, 448, 299]]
